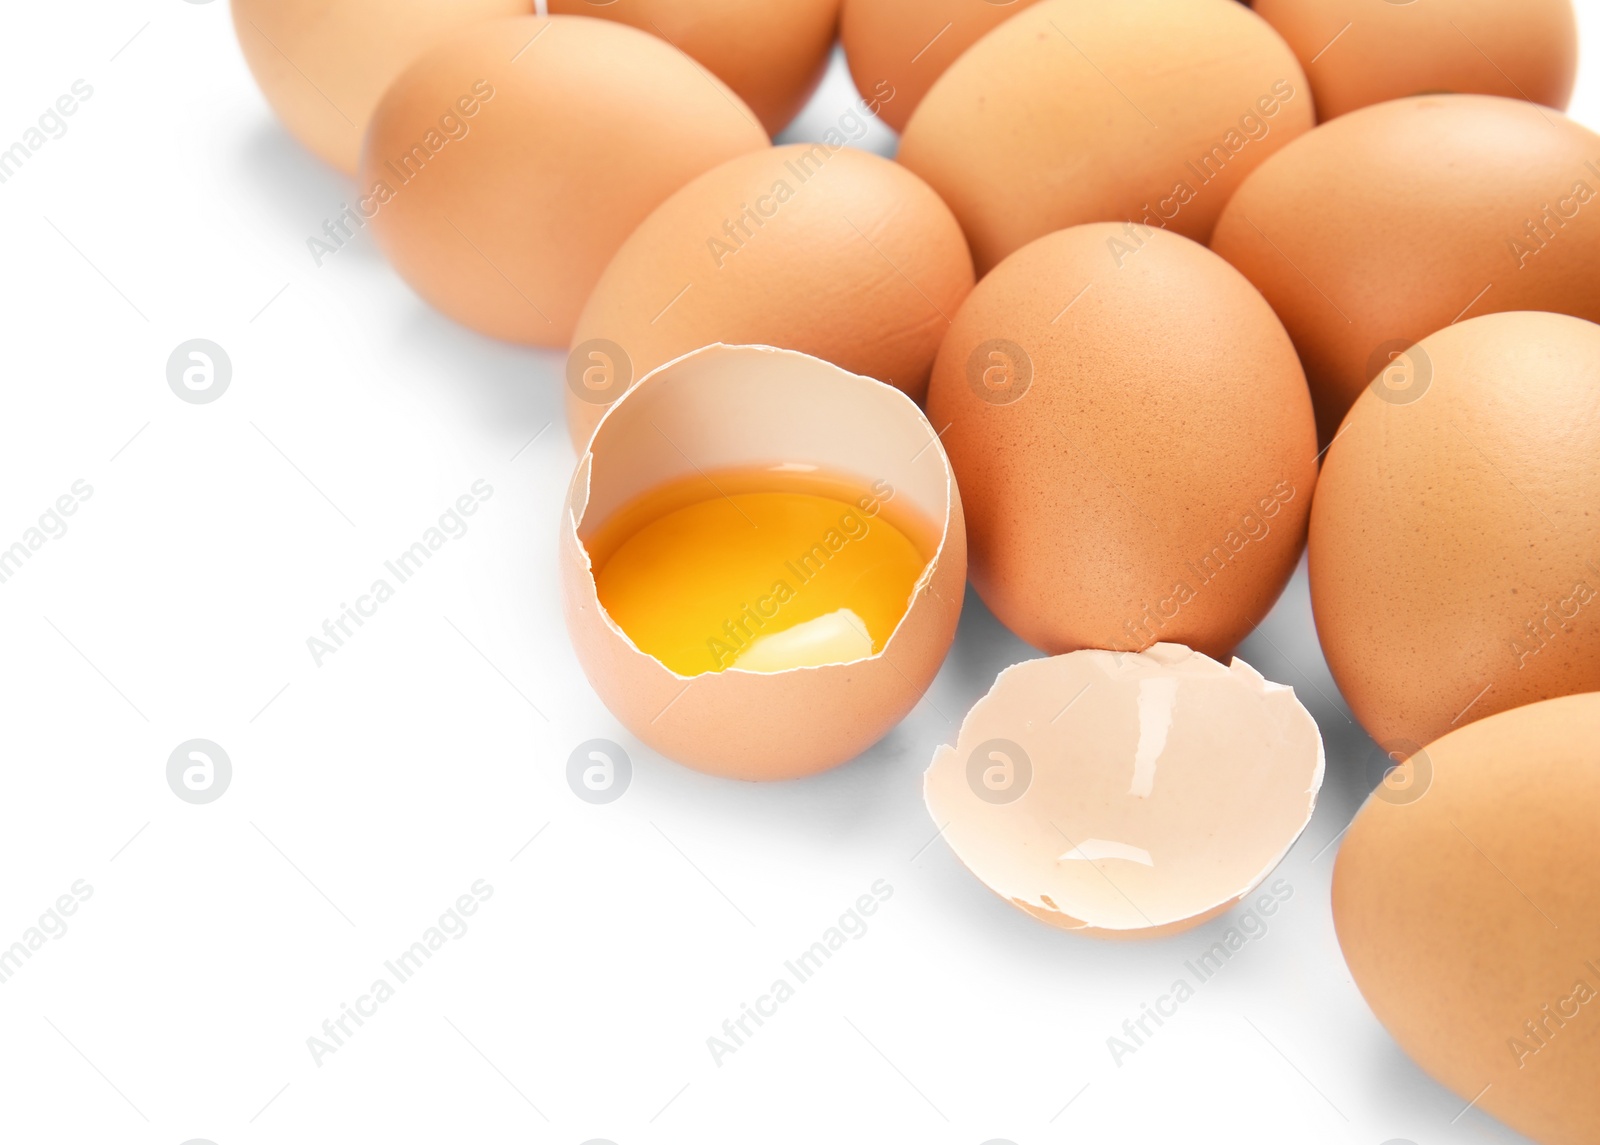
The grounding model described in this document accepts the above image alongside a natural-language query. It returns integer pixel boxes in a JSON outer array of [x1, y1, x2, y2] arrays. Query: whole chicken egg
[[547, 0, 839, 135], [231, 0, 530, 173], [897, 0, 1313, 274], [1334, 692, 1600, 1145], [925, 223, 1317, 660], [1254, 0, 1577, 121], [565, 144, 975, 448], [1211, 94, 1600, 444], [360, 16, 767, 347], [838, 0, 1046, 134], [1309, 311, 1600, 751]]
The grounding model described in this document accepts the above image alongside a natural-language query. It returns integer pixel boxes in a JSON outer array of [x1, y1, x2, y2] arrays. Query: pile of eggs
[[232, 1, 1599, 1140]]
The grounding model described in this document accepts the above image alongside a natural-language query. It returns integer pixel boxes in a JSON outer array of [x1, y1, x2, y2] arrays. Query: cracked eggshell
[[925, 644, 1324, 938], [361, 16, 767, 348], [1333, 692, 1600, 1145], [565, 144, 975, 449], [561, 344, 966, 781], [1309, 311, 1600, 752], [896, 0, 1312, 274], [1254, 0, 1576, 122], [1210, 94, 1600, 444], [547, 0, 839, 136], [231, 0, 531, 174], [924, 223, 1317, 661]]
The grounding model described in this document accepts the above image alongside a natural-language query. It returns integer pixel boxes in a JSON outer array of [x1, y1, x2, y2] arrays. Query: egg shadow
[[382, 300, 568, 446], [230, 118, 373, 250]]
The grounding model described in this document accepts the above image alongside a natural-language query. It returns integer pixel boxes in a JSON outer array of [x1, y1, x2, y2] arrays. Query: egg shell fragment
[[1309, 310, 1600, 751], [566, 144, 975, 449], [360, 16, 767, 347], [1211, 93, 1600, 444], [561, 344, 966, 781], [1333, 692, 1600, 1145], [925, 644, 1324, 937], [896, 0, 1313, 274]]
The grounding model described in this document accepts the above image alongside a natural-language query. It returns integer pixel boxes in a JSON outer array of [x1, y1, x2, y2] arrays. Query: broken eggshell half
[[561, 343, 967, 781], [925, 643, 1324, 937]]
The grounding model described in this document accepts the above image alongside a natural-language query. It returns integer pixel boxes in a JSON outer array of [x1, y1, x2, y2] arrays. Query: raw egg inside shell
[[561, 344, 967, 781]]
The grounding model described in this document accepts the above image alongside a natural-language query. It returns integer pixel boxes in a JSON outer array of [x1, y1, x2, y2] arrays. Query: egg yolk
[[589, 469, 931, 677]]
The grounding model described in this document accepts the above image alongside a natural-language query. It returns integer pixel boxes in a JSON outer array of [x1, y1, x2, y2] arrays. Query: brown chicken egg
[[1309, 311, 1600, 752], [565, 144, 975, 449], [838, 0, 1045, 135], [924, 223, 1317, 660], [896, 0, 1312, 274], [1211, 93, 1600, 444], [360, 16, 767, 347], [562, 344, 966, 781], [230, 0, 530, 174], [546, 0, 839, 135], [1254, 0, 1577, 122], [927, 644, 1324, 937], [1333, 691, 1600, 1145]]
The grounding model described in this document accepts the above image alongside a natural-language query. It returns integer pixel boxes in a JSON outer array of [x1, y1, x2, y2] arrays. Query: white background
[[1, 3, 1596, 1143]]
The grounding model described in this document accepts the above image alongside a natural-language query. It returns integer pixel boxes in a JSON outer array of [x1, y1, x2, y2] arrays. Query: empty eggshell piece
[[1309, 311, 1600, 752], [926, 644, 1324, 937], [1211, 94, 1600, 444], [1254, 0, 1577, 122], [561, 344, 966, 781], [565, 144, 975, 448], [1333, 692, 1600, 1145], [896, 0, 1313, 274], [546, 0, 839, 135], [924, 223, 1317, 661], [231, 0, 530, 173], [838, 0, 1046, 134], [360, 16, 767, 347]]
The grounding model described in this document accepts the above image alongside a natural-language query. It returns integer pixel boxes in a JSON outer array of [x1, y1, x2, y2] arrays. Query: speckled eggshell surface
[[924, 223, 1317, 660], [547, 0, 839, 135], [1309, 311, 1600, 752], [896, 0, 1313, 274], [1333, 692, 1600, 1145], [360, 16, 767, 348], [1254, 0, 1577, 122], [1211, 94, 1600, 444], [565, 144, 974, 448]]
